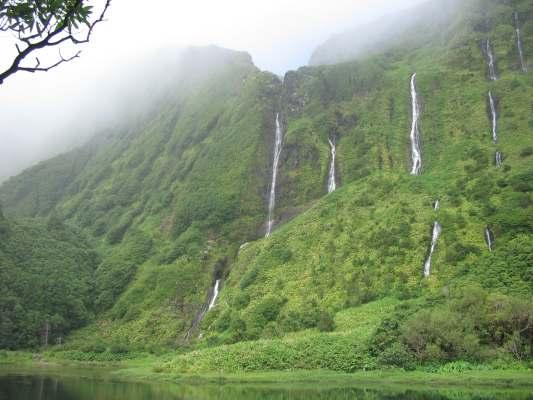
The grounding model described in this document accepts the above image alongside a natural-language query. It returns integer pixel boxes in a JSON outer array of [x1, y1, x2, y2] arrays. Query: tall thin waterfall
[[266, 113, 283, 237], [208, 279, 220, 310], [409, 73, 422, 175], [433, 199, 440, 211], [424, 222, 442, 277], [327, 137, 337, 193], [485, 227, 494, 252], [514, 12, 528, 73], [488, 91, 498, 143], [485, 39, 498, 81], [495, 151, 503, 167]]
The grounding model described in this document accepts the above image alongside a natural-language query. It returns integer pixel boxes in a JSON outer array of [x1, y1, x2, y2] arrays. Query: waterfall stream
[[409, 73, 422, 175], [485, 38, 498, 81], [488, 91, 498, 143], [495, 151, 503, 168], [208, 279, 221, 310], [515, 12, 528, 73], [266, 113, 283, 237], [485, 227, 495, 252], [184, 278, 222, 340], [424, 221, 442, 277], [327, 137, 337, 193], [433, 199, 440, 211]]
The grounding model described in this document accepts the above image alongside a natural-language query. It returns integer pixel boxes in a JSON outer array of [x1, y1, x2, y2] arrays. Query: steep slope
[[269, 0, 532, 233], [173, 0, 532, 370], [1, 46, 283, 347]]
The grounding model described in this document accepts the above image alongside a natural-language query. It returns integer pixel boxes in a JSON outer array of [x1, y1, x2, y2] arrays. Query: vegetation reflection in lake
[[1, 371, 533, 400]]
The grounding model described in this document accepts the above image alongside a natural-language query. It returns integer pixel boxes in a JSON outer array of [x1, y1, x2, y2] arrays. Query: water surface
[[1, 367, 532, 400]]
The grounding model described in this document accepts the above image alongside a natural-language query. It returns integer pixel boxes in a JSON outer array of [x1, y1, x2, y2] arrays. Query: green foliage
[[0, 0, 531, 376], [393, 286, 533, 364], [377, 342, 416, 370], [164, 333, 376, 373], [0, 218, 97, 349], [0, 1, 93, 35], [95, 229, 153, 311], [317, 311, 336, 332], [239, 267, 259, 290]]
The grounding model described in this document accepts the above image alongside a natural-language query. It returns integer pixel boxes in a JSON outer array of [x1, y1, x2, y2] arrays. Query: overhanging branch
[[0, 0, 111, 85]]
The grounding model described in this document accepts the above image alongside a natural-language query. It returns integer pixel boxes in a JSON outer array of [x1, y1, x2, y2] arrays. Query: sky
[[0, 0, 428, 182]]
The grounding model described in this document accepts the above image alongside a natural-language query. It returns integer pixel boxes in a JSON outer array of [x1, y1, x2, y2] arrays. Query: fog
[[0, 0, 430, 182]]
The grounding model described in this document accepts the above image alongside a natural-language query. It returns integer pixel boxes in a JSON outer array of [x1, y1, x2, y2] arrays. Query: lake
[[1, 367, 532, 400]]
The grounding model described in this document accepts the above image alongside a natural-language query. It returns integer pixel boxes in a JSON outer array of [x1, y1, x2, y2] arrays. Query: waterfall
[[409, 73, 422, 176], [485, 39, 498, 81], [208, 279, 220, 310], [515, 12, 528, 73], [184, 278, 222, 340], [433, 199, 440, 211], [423, 222, 442, 277], [488, 91, 498, 143], [484, 227, 494, 252], [495, 151, 503, 167], [266, 113, 283, 237], [327, 137, 337, 193]]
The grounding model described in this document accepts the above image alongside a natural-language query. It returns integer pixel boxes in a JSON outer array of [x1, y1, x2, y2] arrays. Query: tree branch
[[16, 50, 81, 74], [0, 0, 111, 85]]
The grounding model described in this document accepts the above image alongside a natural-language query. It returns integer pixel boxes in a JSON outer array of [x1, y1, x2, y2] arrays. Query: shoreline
[[1, 352, 532, 390]]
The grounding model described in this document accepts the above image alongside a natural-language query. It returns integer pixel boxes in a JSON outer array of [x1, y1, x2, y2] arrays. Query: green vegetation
[[0, 0, 531, 380], [0, 213, 98, 349]]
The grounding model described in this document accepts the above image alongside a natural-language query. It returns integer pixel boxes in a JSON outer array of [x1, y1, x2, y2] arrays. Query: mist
[[0, 0, 432, 183]]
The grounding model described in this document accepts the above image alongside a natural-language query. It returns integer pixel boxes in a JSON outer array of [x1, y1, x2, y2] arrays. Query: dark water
[[1, 368, 532, 400]]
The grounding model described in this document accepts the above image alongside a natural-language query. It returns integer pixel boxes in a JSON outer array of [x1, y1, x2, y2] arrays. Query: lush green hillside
[[187, 0, 532, 370], [0, 0, 531, 373], [0, 208, 98, 349], [1, 45, 283, 348]]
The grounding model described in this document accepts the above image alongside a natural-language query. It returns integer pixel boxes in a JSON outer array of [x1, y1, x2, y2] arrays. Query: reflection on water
[[0, 370, 532, 400]]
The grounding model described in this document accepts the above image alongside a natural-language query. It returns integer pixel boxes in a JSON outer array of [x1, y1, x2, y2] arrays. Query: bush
[[245, 296, 286, 338], [81, 341, 106, 354], [317, 311, 335, 332], [109, 342, 130, 354], [232, 292, 250, 310], [401, 308, 482, 363], [519, 147, 533, 157], [437, 361, 486, 373], [240, 267, 259, 290], [377, 342, 415, 370], [166, 333, 376, 373], [214, 310, 232, 332]]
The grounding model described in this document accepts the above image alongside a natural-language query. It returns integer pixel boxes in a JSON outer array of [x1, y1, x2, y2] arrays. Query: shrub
[[232, 292, 250, 310], [81, 341, 106, 354], [109, 342, 130, 354], [519, 147, 533, 157], [214, 310, 232, 332], [377, 342, 415, 370], [240, 267, 259, 290], [437, 361, 485, 373], [401, 308, 482, 363], [317, 311, 335, 332]]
